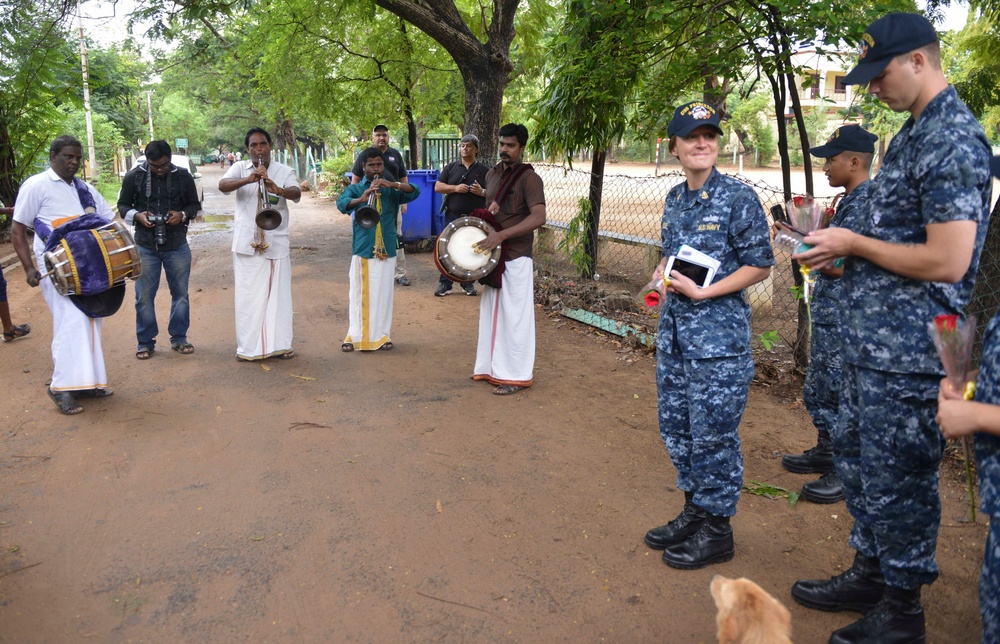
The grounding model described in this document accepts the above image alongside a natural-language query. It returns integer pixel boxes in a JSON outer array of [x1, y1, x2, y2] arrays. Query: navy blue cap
[[991, 156, 1000, 179], [810, 125, 878, 157], [667, 101, 724, 138], [843, 13, 938, 86]]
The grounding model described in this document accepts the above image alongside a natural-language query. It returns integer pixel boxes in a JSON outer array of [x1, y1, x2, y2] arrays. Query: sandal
[[341, 343, 354, 352], [1, 323, 31, 342], [493, 384, 525, 396], [278, 351, 295, 360], [171, 343, 195, 354], [136, 348, 153, 360], [48, 388, 83, 415], [75, 387, 114, 399], [378, 342, 394, 351]]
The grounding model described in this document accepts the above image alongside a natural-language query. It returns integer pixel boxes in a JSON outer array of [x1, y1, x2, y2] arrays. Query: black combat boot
[[782, 430, 835, 474], [801, 470, 845, 504], [644, 492, 706, 550], [791, 551, 886, 613], [661, 514, 734, 570], [828, 586, 925, 644]]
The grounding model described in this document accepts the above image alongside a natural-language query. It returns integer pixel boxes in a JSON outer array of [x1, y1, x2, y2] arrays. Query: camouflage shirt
[[975, 313, 1000, 516], [657, 168, 774, 359], [841, 86, 992, 374], [811, 181, 872, 326]]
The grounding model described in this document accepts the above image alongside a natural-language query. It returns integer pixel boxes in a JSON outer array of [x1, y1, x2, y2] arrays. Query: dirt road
[[0, 164, 984, 642]]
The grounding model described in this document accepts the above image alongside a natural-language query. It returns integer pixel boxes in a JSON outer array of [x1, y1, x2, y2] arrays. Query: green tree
[[59, 105, 128, 180], [0, 0, 79, 215], [532, 0, 648, 278], [131, 0, 554, 163]]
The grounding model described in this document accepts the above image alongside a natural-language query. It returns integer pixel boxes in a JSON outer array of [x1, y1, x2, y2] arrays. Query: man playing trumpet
[[336, 147, 419, 352], [219, 127, 301, 361]]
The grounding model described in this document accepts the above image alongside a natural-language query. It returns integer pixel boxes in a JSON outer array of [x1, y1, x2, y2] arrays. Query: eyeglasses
[[148, 158, 171, 170]]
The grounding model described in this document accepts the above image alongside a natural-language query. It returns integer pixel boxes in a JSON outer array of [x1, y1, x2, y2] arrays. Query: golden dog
[[710, 575, 792, 644]]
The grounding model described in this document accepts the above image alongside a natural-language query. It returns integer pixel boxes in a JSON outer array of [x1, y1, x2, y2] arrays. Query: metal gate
[[422, 138, 461, 169]]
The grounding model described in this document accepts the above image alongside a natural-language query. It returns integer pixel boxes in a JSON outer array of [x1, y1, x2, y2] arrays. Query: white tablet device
[[665, 244, 720, 288]]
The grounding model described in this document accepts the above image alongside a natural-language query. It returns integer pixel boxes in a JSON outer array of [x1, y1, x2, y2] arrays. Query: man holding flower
[[791, 13, 992, 643]]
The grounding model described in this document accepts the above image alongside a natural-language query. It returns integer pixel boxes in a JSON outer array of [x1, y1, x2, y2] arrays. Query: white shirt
[[14, 169, 115, 254], [221, 160, 300, 258]]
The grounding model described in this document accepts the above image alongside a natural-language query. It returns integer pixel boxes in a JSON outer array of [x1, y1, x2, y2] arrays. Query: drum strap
[[474, 164, 533, 290], [493, 164, 533, 208]]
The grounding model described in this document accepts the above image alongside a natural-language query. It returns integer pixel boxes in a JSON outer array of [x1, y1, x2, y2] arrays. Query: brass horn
[[354, 174, 380, 229], [254, 157, 283, 231]]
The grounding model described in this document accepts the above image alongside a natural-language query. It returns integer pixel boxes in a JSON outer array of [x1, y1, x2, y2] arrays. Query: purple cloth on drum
[[40, 214, 116, 297]]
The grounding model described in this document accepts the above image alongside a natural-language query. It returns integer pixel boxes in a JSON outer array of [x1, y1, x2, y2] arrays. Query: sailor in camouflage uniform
[[936, 156, 1000, 644], [792, 14, 992, 644], [781, 125, 877, 505], [643, 101, 773, 570]]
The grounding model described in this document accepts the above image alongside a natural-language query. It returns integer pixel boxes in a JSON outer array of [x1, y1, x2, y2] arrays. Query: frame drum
[[43, 220, 142, 296], [434, 216, 501, 283]]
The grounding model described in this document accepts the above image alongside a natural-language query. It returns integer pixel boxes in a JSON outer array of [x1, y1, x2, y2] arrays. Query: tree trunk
[[785, 71, 814, 196], [0, 122, 19, 232], [374, 0, 518, 164], [584, 148, 606, 279]]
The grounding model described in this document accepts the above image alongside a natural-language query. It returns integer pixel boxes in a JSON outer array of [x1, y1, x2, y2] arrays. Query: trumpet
[[354, 174, 380, 229], [254, 156, 282, 231]]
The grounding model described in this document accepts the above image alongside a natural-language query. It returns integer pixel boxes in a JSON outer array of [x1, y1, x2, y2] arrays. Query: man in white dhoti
[[219, 127, 301, 361], [473, 124, 546, 395], [11, 136, 117, 415], [336, 147, 420, 352]]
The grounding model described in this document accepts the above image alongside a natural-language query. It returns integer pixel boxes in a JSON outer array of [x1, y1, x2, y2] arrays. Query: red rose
[[935, 314, 959, 333], [792, 195, 806, 207], [644, 291, 661, 307]]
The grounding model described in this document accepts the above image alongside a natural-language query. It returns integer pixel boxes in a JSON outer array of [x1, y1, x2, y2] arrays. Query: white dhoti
[[473, 256, 535, 386], [39, 262, 108, 391], [345, 255, 395, 351], [233, 253, 293, 360]]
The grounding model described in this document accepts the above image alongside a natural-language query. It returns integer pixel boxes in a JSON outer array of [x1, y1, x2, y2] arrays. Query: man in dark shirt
[[352, 124, 411, 285], [471, 124, 546, 395], [117, 140, 201, 359], [433, 133, 490, 296]]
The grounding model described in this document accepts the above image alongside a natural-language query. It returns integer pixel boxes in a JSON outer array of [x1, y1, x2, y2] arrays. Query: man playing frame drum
[[337, 147, 420, 352], [472, 123, 546, 395], [11, 136, 119, 415]]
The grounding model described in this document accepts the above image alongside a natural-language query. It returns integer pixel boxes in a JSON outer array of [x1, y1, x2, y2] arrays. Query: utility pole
[[77, 3, 98, 180], [146, 90, 154, 142]]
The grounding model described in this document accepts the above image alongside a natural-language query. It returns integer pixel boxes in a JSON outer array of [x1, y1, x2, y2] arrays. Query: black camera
[[147, 212, 168, 246]]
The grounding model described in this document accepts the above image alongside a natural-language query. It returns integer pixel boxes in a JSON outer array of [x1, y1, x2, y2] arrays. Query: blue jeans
[[135, 242, 191, 350]]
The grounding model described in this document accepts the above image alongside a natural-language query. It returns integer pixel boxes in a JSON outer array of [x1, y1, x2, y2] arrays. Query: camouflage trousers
[[656, 350, 754, 517], [803, 323, 842, 436], [835, 363, 944, 588], [982, 517, 1000, 643]]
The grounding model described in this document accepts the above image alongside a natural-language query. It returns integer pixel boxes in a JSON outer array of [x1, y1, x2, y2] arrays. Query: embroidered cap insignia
[[859, 33, 874, 60]]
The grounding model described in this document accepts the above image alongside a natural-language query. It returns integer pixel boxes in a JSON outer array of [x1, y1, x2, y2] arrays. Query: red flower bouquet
[[929, 313, 978, 521]]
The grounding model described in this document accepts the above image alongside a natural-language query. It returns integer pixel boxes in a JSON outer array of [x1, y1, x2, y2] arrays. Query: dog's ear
[[710, 575, 733, 609]]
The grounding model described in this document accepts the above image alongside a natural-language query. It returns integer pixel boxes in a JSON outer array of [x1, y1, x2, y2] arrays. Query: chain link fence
[[531, 164, 802, 355]]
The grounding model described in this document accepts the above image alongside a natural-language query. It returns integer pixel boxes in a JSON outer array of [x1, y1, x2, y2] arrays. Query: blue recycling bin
[[431, 185, 445, 236], [401, 169, 438, 242]]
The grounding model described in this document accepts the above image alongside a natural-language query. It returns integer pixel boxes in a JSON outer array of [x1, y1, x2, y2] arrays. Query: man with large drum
[[11, 136, 118, 415], [472, 123, 546, 396]]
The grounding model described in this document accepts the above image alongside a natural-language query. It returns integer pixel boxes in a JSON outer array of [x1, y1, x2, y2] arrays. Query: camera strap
[[141, 163, 173, 215]]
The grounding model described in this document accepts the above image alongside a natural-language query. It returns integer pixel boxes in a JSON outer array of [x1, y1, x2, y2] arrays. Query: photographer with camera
[[118, 140, 201, 360]]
